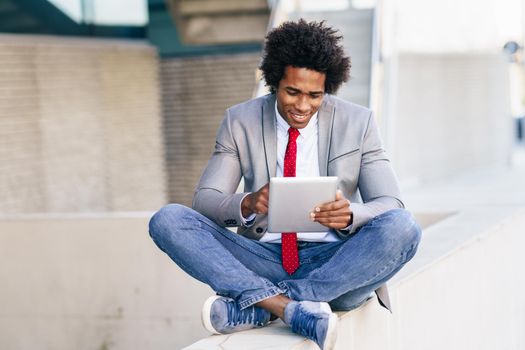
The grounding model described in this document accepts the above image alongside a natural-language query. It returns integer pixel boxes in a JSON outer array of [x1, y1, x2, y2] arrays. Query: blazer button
[[256, 227, 263, 234]]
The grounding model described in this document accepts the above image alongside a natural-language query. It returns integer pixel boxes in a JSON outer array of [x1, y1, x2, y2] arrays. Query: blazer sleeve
[[339, 112, 404, 237], [192, 109, 247, 227]]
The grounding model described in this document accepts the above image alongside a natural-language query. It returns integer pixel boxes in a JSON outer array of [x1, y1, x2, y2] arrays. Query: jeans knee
[[372, 209, 421, 258], [148, 204, 191, 241], [329, 291, 372, 311], [388, 209, 422, 257]]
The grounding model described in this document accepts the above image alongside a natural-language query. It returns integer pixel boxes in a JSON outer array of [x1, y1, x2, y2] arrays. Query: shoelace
[[291, 306, 321, 342], [226, 300, 266, 327]]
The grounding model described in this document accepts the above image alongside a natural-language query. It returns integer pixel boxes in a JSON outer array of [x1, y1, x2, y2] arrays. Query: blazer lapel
[[317, 96, 335, 176], [262, 94, 277, 180]]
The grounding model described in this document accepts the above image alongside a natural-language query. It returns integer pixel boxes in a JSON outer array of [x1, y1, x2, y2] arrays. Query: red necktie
[[281, 128, 300, 275]]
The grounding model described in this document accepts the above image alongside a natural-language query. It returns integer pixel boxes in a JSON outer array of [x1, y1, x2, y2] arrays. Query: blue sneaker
[[201, 296, 271, 334], [284, 301, 338, 350]]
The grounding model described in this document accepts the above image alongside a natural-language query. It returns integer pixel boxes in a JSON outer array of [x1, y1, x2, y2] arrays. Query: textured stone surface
[[160, 53, 260, 206], [0, 34, 167, 213]]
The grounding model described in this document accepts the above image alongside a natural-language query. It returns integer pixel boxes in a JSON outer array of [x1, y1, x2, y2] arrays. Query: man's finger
[[316, 214, 352, 223], [315, 217, 352, 229], [256, 208, 268, 215], [314, 199, 349, 212], [313, 202, 350, 214], [257, 197, 268, 207], [255, 202, 268, 214], [312, 207, 350, 218]]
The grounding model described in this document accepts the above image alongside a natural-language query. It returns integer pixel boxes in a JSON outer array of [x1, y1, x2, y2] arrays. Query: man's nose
[[295, 96, 309, 113]]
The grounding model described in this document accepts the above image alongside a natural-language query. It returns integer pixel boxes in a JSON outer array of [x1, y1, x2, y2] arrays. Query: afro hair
[[260, 19, 351, 94]]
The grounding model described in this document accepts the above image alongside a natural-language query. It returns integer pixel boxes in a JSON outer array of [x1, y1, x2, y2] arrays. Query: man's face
[[276, 66, 326, 129]]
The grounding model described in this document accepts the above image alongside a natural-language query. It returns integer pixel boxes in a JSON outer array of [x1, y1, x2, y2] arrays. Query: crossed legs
[[148, 204, 421, 348]]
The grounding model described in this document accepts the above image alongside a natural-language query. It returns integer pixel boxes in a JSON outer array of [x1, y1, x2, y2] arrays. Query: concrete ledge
[[0, 214, 214, 350], [183, 206, 525, 349], [1, 200, 524, 349]]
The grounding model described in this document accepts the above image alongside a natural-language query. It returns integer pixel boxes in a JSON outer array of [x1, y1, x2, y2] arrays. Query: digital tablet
[[268, 176, 338, 232]]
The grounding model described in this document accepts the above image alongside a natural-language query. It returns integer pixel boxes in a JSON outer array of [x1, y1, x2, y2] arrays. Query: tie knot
[[288, 128, 300, 141]]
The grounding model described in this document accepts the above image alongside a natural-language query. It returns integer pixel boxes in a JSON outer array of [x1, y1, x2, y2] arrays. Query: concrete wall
[[0, 214, 213, 350], [160, 53, 260, 206], [385, 53, 512, 186], [0, 34, 167, 213]]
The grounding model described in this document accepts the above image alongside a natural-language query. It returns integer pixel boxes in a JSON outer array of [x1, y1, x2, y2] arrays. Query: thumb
[[336, 189, 343, 200]]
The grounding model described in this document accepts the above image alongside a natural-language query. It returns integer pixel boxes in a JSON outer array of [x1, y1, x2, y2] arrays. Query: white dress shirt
[[258, 103, 340, 243]]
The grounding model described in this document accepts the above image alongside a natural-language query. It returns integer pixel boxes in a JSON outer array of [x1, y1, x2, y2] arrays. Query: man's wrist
[[239, 193, 256, 226], [347, 200, 353, 225], [241, 193, 253, 218]]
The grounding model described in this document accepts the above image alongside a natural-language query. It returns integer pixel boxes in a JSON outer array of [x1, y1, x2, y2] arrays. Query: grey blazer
[[193, 93, 403, 310]]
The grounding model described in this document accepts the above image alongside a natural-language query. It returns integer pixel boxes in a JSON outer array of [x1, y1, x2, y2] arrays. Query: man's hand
[[311, 190, 353, 230], [241, 183, 269, 218]]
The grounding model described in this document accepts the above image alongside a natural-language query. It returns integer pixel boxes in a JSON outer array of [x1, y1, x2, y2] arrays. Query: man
[[149, 20, 421, 350]]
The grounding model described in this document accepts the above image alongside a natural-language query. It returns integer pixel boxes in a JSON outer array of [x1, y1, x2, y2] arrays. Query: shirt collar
[[274, 101, 318, 139]]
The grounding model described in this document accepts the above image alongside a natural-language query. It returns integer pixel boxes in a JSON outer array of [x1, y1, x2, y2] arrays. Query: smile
[[290, 112, 308, 121]]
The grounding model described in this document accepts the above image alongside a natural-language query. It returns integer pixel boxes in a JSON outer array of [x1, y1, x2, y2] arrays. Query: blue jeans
[[149, 205, 421, 311]]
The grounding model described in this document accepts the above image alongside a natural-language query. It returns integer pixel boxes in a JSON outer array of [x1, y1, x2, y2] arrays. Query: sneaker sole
[[320, 302, 338, 350], [201, 295, 222, 335]]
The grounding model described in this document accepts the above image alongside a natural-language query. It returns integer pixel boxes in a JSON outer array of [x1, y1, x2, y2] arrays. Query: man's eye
[[287, 90, 299, 96]]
